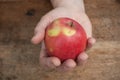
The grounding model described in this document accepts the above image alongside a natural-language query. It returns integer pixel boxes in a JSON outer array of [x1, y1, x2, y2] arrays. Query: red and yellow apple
[[44, 18, 87, 61]]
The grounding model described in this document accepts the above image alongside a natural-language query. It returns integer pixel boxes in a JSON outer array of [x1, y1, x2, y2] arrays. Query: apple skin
[[44, 18, 87, 61]]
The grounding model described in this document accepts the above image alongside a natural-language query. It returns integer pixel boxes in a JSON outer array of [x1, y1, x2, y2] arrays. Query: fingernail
[[64, 59, 76, 68], [31, 36, 36, 42], [89, 38, 96, 45], [31, 34, 39, 44], [77, 53, 88, 66], [79, 53, 88, 61], [51, 57, 61, 67]]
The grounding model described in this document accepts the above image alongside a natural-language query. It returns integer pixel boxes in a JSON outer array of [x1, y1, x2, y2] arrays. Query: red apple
[[44, 18, 87, 61]]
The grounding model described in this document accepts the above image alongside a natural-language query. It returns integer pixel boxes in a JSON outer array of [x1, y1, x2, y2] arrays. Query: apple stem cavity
[[68, 21, 74, 28], [71, 22, 73, 27]]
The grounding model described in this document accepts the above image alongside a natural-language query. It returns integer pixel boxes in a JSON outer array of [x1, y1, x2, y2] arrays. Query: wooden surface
[[0, 0, 120, 80]]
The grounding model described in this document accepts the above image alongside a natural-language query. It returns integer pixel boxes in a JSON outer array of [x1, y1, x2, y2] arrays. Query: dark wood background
[[0, 0, 120, 80]]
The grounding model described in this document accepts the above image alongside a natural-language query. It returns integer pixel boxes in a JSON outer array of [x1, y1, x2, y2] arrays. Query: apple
[[44, 18, 87, 61]]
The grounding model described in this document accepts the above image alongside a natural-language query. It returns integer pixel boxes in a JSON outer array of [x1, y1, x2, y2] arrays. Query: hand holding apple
[[31, 1, 96, 71]]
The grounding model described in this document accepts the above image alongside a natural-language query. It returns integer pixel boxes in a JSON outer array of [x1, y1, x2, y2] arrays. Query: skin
[[31, 0, 96, 71]]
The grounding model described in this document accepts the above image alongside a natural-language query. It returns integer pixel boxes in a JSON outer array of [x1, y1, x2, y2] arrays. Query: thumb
[[31, 16, 50, 44]]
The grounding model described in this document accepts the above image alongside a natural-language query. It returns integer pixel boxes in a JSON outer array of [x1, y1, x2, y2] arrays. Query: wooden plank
[[0, 41, 120, 80], [0, 0, 120, 80], [0, 0, 24, 2]]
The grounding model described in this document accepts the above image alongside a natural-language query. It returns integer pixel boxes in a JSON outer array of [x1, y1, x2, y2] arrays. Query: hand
[[31, 7, 96, 71]]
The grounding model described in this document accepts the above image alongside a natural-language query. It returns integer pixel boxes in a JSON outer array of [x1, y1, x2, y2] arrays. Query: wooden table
[[0, 0, 120, 80]]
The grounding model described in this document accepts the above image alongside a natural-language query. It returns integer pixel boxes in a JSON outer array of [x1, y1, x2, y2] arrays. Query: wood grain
[[0, 0, 120, 80]]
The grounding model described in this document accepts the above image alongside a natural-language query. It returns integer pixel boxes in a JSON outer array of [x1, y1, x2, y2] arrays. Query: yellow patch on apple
[[63, 28, 76, 36], [47, 26, 61, 37]]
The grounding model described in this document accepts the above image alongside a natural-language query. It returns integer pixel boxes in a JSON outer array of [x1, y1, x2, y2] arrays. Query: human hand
[[31, 6, 96, 71]]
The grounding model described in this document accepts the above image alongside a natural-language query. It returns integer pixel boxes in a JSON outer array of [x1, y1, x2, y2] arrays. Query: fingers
[[39, 37, 94, 71], [87, 37, 96, 49], [40, 42, 61, 69], [31, 17, 50, 44], [76, 37, 95, 66], [40, 42, 88, 71], [57, 59, 76, 71], [77, 52, 88, 65], [31, 32, 45, 44], [40, 45, 76, 71], [40, 57, 61, 69]]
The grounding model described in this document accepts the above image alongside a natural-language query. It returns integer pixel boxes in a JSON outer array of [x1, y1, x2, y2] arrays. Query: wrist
[[50, 0, 85, 12]]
